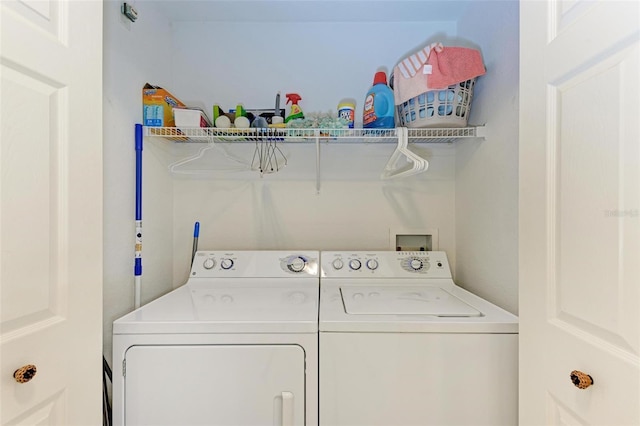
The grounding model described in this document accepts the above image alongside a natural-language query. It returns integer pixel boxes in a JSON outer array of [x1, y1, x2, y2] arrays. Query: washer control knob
[[203, 258, 216, 270], [220, 258, 234, 270], [409, 258, 423, 270], [366, 259, 379, 270], [287, 256, 307, 273], [349, 259, 362, 270], [332, 258, 344, 270]]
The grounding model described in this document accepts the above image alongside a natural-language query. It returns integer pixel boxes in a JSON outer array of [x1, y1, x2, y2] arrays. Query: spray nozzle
[[285, 93, 302, 105]]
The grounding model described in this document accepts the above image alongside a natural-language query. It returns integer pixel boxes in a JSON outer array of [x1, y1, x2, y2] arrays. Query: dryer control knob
[[366, 259, 379, 270], [287, 256, 307, 273], [332, 259, 344, 270], [349, 259, 362, 270], [203, 258, 216, 270], [220, 258, 234, 270]]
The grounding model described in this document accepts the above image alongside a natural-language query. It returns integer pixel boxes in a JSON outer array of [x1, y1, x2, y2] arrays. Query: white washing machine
[[319, 251, 518, 426], [112, 251, 320, 426]]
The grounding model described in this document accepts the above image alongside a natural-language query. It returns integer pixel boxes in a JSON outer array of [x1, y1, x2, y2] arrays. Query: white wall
[[455, 0, 519, 314], [166, 146, 457, 283], [103, 0, 175, 364], [163, 19, 461, 283], [170, 21, 456, 121]]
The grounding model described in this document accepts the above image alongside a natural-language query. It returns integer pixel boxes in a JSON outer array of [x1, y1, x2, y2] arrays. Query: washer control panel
[[321, 251, 451, 279], [190, 251, 319, 278]]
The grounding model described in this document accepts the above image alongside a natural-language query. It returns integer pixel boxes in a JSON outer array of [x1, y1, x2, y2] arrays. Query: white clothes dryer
[[112, 251, 320, 426], [319, 251, 518, 426]]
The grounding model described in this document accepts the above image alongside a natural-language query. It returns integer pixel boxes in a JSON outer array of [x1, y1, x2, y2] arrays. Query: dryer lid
[[113, 284, 319, 334], [341, 286, 482, 317]]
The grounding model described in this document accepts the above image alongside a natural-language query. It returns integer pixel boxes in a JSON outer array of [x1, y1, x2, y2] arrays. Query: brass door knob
[[570, 370, 593, 389], [13, 364, 37, 383]]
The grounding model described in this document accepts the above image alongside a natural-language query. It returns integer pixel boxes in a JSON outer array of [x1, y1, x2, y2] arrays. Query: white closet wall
[[455, 1, 519, 313], [169, 21, 457, 117], [166, 18, 461, 282], [103, 0, 175, 366]]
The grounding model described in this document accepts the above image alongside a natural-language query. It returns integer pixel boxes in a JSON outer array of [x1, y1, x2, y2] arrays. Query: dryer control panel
[[191, 251, 319, 278], [321, 251, 452, 279]]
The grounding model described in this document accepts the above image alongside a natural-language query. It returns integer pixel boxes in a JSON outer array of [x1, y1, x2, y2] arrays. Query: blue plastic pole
[[134, 124, 143, 307], [191, 222, 200, 264]]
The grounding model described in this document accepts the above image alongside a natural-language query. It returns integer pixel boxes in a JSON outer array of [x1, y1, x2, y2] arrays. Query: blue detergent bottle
[[363, 71, 395, 129]]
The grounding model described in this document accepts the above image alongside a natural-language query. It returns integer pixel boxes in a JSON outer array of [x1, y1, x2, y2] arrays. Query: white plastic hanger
[[392, 127, 428, 177], [380, 127, 429, 179], [169, 140, 251, 175]]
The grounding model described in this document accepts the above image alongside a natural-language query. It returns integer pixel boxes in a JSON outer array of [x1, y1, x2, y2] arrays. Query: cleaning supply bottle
[[285, 93, 304, 123], [363, 71, 395, 129], [337, 101, 355, 128]]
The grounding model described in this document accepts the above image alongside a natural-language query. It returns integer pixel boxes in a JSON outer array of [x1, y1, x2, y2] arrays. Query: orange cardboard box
[[142, 83, 186, 127]]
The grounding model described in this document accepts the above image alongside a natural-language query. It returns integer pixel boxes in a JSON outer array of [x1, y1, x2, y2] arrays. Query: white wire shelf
[[144, 125, 486, 192], [144, 126, 484, 144]]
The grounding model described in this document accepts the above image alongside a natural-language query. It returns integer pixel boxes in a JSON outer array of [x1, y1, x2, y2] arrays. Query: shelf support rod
[[315, 129, 321, 194]]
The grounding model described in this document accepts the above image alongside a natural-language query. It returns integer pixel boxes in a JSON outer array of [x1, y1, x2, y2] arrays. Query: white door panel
[[550, 43, 639, 356], [520, 0, 639, 424], [0, 0, 102, 424], [1, 66, 66, 332], [125, 345, 306, 426]]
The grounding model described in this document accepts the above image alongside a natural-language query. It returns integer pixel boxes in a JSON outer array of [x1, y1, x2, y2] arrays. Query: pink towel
[[393, 43, 443, 106], [427, 47, 485, 89]]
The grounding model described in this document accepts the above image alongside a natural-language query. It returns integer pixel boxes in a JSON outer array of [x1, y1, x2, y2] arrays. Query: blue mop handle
[[135, 124, 143, 277], [191, 222, 200, 263]]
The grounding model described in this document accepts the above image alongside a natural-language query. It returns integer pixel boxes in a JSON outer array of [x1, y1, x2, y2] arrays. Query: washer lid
[[341, 286, 481, 317]]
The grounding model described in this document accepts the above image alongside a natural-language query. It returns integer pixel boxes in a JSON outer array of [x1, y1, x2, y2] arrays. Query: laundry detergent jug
[[363, 71, 395, 129]]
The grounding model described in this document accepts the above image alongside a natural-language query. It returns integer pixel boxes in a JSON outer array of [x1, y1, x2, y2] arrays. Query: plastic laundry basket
[[393, 78, 476, 128]]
